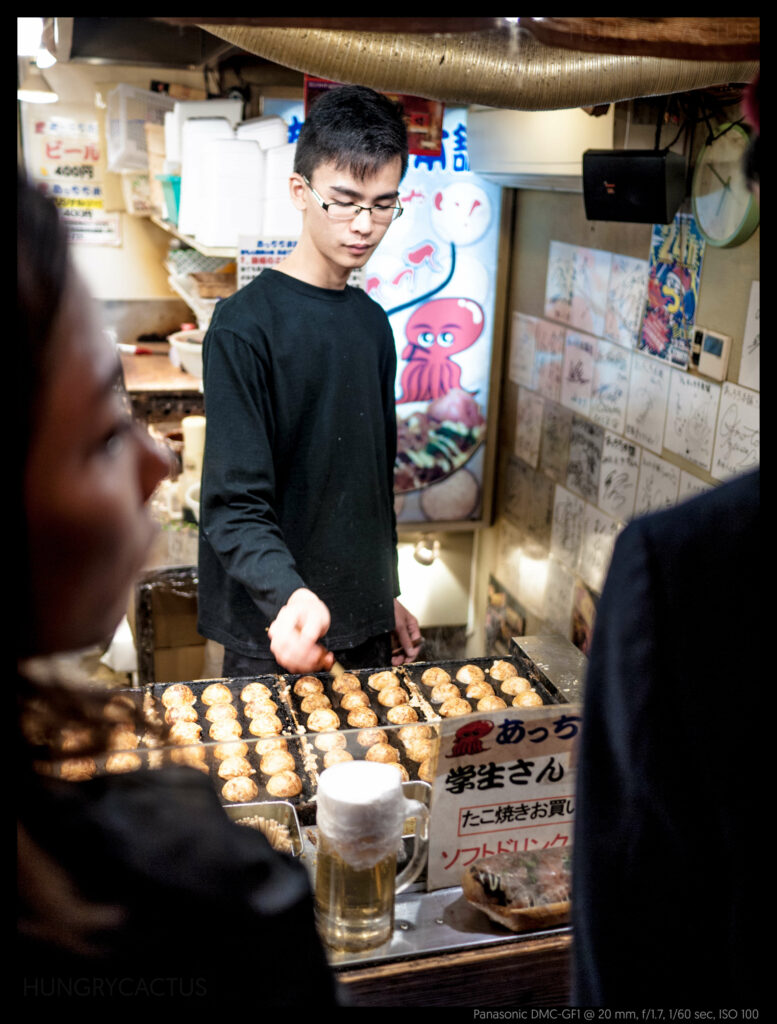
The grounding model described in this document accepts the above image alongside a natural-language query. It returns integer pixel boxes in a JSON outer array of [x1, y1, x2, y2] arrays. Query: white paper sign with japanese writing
[[237, 236, 298, 289], [663, 369, 721, 472], [711, 381, 760, 481], [738, 281, 759, 392], [427, 704, 582, 891], [624, 352, 671, 453]]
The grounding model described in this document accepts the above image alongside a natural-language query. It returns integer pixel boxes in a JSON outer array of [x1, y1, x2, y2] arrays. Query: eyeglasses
[[302, 176, 403, 224]]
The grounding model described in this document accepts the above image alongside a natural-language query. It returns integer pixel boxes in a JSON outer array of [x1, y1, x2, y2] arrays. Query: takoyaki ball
[[500, 676, 532, 697], [314, 732, 348, 753], [164, 704, 198, 726], [293, 675, 325, 697], [217, 756, 255, 780], [439, 697, 472, 718], [339, 690, 370, 711], [386, 762, 410, 783], [398, 724, 433, 746], [513, 690, 543, 708], [421, 666, 451, 687], [107, 726, 140, 751], [378, 686, 408, 708], [403, 739, 436, 763], [248, 712, 283, 737], [244, 698, 279, 717], [259, 749, 296, 776], [213, 741, 249, 761], [205, 701, 239, 723], [465, 680, 495, 700], [201, 682, 233, 706], [161, 683, 195, 708], [170, 746, 207, 770], [266, 770, 303, 799], [240, 682, 273, 703], [418, 758, 436, 783], [323, 748, 354, 769], [103, 693, 137, 719], [221, 777, 259, 803], [331, 672, 362, 694], [489, 659, 518, 681], [300, 693, 332, 713], [105, 752, 142, 774], [431, 681, 461, 703], [455, 664, 485, 685], [209, 719, 243, 742], [346, 707, 379, 729], [306, 708, 341, 733], [59, 757, 97, 781], [386, 703, 419, 725], [367, 670, 398, 691], [356, 728, 388, 748], [252, 735, 288, 756], [365, 742, 399, 764], [477, 695, 507, 711], [168, 721, 202, 745], [60, 725, 94, 753]]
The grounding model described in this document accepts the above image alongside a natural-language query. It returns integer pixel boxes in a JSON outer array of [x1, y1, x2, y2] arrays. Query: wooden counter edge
[[336, 927, 572, 1007]]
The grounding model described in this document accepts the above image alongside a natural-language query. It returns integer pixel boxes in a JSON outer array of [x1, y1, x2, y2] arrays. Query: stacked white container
[[166, 98, 245, 171], [236, 115, 288, 150], [177, 117, 234, 238], [263, 142, 303, 236], [196, 138, 265, 249]]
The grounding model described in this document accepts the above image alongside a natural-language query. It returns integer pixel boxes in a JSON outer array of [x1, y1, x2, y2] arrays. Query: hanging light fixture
[[17, 60, 58, 104]]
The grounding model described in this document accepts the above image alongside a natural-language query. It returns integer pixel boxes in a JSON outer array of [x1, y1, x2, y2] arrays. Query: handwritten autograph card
[[566, 416, 603, 504], [711, 381, 760, 481], [544, 241, 576, 323], [570, 246, 612, 338], [598, 432, 641, 522], [543, 556, 576, 639], [550, 484, 585, 572], [515, 386, 544, 468], [539, 401, 573, 483], [578, 503, 621, 594], [560, 331, 596, 416], [663, 370, 721, 472], [508, 312, 537, 388], [678, 470, 712, 503], [533, 318, 566, 402], [590, 338, 632, 434], [739, 280, 760, 392], [624, 352, 671, 453], [604, 253, 649, 348], [634, 451, 680, 516]]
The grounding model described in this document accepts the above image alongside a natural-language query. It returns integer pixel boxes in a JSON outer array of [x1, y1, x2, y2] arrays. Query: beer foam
[[317, 761, 407, 869]]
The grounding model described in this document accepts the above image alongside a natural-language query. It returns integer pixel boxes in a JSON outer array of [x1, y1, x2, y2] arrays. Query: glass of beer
[[314, 760, 430, 953]]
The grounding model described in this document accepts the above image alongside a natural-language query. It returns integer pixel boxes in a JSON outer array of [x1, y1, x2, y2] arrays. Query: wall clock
[[691, 122, 759, 247]]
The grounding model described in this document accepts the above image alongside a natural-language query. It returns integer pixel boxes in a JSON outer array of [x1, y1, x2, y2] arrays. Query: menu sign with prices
[[24, 112, 121, 246], [426, 704, 582, 891]]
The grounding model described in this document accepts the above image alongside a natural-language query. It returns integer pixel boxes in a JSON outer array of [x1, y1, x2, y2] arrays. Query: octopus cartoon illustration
[[397, 296, 485, 403], [448, 719, 494, 758]]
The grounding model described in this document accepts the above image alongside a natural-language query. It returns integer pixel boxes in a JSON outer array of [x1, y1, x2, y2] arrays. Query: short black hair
[[294, 85, 409, 183]]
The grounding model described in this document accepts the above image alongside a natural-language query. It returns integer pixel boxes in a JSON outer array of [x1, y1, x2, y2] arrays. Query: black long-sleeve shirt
[[198, 269, 400, 658]]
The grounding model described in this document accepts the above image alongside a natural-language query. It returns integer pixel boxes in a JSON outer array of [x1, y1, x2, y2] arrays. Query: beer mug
[[314, 760, 430, 953]]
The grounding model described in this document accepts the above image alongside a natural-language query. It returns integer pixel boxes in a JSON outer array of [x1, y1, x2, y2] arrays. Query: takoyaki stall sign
[[426, 704, 582, 892]]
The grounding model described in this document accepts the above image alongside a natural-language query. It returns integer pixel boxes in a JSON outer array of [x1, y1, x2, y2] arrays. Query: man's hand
[[391, 599, 423, 665], [268, 588, 334, 673]]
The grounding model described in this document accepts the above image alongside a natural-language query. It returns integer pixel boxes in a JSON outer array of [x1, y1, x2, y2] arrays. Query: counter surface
[[120, 352, 201, 394]]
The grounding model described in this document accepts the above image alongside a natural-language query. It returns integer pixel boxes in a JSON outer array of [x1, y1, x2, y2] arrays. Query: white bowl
[[169, 336, 203, 378]]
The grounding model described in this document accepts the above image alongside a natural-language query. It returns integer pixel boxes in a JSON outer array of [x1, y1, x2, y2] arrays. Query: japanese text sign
[[426, 703, 582, 891]]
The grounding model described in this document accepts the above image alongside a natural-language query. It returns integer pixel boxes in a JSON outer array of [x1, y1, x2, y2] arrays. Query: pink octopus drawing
[[397, 296, 485, 404]]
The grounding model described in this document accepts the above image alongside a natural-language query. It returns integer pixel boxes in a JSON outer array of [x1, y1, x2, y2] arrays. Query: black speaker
[[583, 149, 686, 224]]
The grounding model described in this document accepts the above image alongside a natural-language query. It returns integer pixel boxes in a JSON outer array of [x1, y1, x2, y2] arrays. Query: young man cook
[[198, 85, 422, 676]]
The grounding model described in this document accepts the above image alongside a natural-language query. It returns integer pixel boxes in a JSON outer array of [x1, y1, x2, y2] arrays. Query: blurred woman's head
[[17, 172, 168, 659]]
